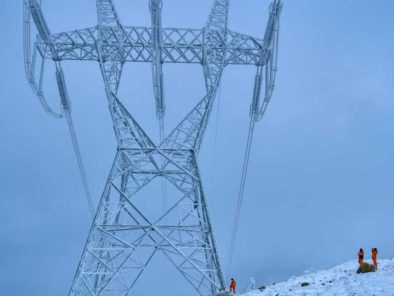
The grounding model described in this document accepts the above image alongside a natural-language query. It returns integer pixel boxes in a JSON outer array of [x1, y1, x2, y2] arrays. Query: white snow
[[241, 259, 394, 296]]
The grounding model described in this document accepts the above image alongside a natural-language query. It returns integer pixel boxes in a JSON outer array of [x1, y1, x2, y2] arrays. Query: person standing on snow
[[230, 278, 236, 294], [358, 248, 364, 264], [372, 248, 378, 269]]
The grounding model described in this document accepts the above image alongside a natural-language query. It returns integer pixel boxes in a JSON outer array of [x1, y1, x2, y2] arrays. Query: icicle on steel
[[227, 0, 282, 269], [55, 63, 95, 217], [23, 0, 62, 118], [25, 0, 94, 216]]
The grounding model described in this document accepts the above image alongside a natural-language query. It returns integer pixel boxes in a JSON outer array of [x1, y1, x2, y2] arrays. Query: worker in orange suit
[[358, 248, 364, 264], [230, 278, 236, 294], [372, 248, 378, 269]]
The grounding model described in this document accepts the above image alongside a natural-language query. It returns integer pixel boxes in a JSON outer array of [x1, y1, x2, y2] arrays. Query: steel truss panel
[[36, 27, 268, 65], [24, 0, 281, 295], [69, 148, 223, 296]]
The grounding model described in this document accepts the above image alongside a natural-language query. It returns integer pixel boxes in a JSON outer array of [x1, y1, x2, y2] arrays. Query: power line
[[211, 82, 222, 189], [228, 117, 256, 267], [64, 109, 95, 217], [56, 63, 95, 217]]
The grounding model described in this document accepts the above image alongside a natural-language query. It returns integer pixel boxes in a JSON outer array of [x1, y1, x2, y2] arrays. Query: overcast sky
[[1, 0, 394, 295]]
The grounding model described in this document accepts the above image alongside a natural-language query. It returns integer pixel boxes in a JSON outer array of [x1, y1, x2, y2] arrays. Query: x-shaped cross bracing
[[24, 0, 281, 295]]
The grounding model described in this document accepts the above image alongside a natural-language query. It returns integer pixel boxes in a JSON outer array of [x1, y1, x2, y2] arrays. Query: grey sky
[[1, 0, 394, 295]]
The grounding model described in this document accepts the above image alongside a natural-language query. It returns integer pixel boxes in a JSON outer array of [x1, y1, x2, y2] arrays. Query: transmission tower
[[23, 0, 281, 295]]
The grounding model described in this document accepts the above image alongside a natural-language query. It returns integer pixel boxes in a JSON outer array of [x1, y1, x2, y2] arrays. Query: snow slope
[[242, 259, 394, 296]]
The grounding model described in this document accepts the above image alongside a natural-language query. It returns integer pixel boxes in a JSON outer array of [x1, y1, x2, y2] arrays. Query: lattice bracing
[[24, 0, 282, 295], [70, 149, 224, 296], [36, 27, 268, 66]]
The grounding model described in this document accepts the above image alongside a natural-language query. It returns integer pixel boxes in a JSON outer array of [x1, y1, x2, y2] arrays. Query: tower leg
[[69, 148, 224, 296]]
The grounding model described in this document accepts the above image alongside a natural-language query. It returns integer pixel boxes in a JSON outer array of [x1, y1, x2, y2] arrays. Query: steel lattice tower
[[24, 0, 281, 295]]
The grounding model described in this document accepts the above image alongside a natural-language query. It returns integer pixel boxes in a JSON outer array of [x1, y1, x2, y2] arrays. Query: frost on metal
[[23, 0, 281, 295]]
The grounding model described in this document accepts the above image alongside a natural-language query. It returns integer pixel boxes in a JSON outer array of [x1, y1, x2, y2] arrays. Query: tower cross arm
[[226, 31, 269, 65], [36, 26, 269, 66], [36, 26, 99, 61]]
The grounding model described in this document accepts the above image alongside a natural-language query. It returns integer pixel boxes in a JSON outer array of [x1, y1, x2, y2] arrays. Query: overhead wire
[[150, 0, 168, 223], [228, 116, 256, 267], [25, 0, 95, 217], [23, 0, 62, 118], [64, 107, 95, 217], [227, 2, 281, 269], [211, 81, 222, 189], [55, 62, 95, 217]]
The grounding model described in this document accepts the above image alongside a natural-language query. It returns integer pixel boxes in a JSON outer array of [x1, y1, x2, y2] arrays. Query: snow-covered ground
[[241, 259, 394, 296]]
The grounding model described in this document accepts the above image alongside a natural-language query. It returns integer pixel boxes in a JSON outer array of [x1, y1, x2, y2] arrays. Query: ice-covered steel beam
[[36, 27, 268, 66], [97, 0, 121, 27], [28, 0, 51, 42]]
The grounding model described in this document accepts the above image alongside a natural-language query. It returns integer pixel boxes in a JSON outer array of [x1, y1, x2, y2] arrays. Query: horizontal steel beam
[[36, 26, 269, 65]]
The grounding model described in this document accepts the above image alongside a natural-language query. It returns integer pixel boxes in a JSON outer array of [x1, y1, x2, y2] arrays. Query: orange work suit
[[230, 279, 236, 294], [358, 251, 364, 264], [372, 249, 378, 269]]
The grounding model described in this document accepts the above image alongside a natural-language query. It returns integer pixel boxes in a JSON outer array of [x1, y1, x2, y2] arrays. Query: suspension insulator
[[250, 67, 263, 119], [56, 68, 71, 111]]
